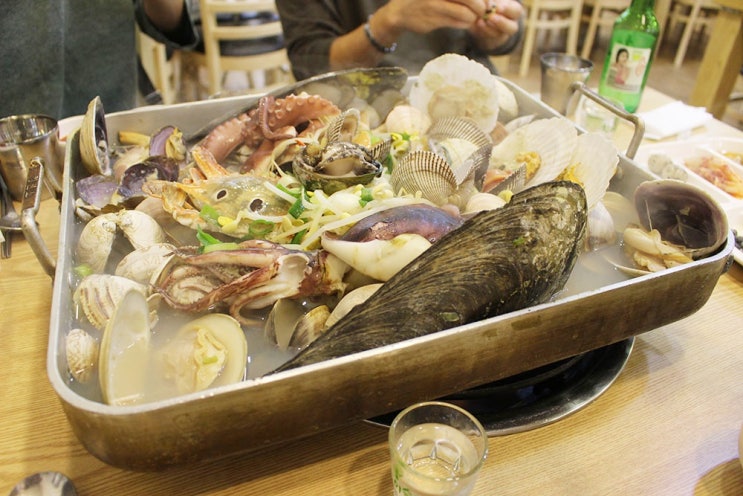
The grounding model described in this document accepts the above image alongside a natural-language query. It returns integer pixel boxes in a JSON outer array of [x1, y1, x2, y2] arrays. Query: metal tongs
[[0, 158, 56, 277]]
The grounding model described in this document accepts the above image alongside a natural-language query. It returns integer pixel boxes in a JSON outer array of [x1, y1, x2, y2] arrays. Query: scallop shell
[[409, 53, 500, 134], [490, 117, 577, 191], [391, 150, 458, 206], [560, 132, 619, 210], [79, 96, 111, 176]]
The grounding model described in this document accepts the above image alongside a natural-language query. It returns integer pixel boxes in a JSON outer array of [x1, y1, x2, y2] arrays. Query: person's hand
[[468, 0, 524, 50], [381, 0, 490, 34]]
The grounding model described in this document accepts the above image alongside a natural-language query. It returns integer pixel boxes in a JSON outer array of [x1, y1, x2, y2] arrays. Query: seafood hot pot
[[46, 71, 734, 471]]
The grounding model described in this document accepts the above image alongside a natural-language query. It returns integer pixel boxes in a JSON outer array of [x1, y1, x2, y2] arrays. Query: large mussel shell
[[633, 179, 729, 259], [271, 181, 588, 373]]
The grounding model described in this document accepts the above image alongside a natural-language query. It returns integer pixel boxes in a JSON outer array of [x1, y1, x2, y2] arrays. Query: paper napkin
[[637, 100, 713, 140]]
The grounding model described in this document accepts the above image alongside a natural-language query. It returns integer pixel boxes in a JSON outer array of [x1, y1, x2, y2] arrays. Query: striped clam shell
[[391, 150, 458, 206]]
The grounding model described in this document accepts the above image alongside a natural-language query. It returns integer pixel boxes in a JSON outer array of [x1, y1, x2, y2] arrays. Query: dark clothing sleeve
[[0, 0, 197, 120], [276, 0, 523, 81]]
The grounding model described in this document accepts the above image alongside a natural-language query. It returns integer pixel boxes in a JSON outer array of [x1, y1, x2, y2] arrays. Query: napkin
[[637, 100, 713, 140]]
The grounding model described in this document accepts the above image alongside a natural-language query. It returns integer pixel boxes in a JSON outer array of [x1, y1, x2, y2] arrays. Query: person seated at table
[[275, 0, 524, 81], [0, 0, 198, 120]]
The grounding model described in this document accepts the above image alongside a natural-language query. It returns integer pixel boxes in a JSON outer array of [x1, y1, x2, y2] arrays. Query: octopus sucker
[[270, 181, 588, 373]]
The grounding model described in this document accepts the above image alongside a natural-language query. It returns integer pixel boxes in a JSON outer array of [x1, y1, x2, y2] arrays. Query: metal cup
[[0, 114, 63, 201], [540, 53, 594, 115]]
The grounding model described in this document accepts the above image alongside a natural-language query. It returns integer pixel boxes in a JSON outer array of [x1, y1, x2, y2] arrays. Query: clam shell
[[409, 53, 500, 134], [114, 243, 175, 285], [272, 181, 588, 373], [324, 283, 383, 328], [384, 104, 431, 135], [73, 274, 155, 331], [390, 150, 458, 206], [66, 328, 99, 384], [79, 96, 111, 176], [633, 179, 729, 259]]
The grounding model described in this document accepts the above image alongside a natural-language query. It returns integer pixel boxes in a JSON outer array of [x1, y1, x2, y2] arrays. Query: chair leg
[[674, 1, 703, 67], [519, 10, 539, 77], [566, 5, 581, 56], [581, 9, 602, 59]]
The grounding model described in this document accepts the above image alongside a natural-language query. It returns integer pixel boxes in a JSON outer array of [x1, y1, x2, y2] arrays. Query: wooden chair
[[580, 0, 630, 59], [519, 0, 584, 77], [135, 26, 181, 104], [191, 0, 292, 97], [665, 0, 720, 67]]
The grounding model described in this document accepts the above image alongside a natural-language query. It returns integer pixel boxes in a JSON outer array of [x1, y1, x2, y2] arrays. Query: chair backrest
[[198, 0, 292, 95], [136, 26, 181, 104]]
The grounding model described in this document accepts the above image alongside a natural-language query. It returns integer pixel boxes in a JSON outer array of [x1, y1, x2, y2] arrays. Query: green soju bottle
[[597, 0, 660, 113]]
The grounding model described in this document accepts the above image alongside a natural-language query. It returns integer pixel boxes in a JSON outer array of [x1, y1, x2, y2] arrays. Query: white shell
[[159, 313, 248, 395], [409, 53, 500, 134], [325, 283, 383, 328], [76, 210, 167, 273], [384, 104, 431, 135], [463, 192, 507, 214], [321, 233, 432, 281], [73, 274, 156, 331], [115, 243, 175, 285], [561, 132, 619, 210], [493, 78, 519, 121], [99, 289, 152, 406], [490, 117, 577, 191], [66, 328, 99, 384]]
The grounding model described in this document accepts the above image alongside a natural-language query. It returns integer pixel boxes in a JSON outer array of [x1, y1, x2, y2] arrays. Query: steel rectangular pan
[[47, 78, 734, 471]]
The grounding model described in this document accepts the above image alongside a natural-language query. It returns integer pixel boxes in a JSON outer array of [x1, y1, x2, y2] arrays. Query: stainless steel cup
[[540, 53, 594, 115], [0, 114, 63, 201]]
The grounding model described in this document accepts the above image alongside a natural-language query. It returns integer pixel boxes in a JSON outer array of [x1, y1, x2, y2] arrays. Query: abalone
[[270, 181, 588, 373]]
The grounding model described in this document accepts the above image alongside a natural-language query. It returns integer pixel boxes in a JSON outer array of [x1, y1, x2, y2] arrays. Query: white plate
[[634, 138, 743, 265]]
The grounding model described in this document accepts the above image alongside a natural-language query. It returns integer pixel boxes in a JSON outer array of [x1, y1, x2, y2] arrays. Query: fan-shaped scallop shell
[[391, 150, 458, 206], [490, 117, 577, 191], [561, 132, 618, 210], [409, 53, 500, 134]]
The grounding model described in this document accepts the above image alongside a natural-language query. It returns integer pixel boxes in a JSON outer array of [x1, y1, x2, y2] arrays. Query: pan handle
[[569, 81, 645, 160], [20, 158, 56, 278]]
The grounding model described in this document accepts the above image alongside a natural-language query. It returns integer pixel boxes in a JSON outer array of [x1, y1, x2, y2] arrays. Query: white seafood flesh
[[159, 314, 247, 395], [409, 53, 500, 134], [321, 233, 432, 281]]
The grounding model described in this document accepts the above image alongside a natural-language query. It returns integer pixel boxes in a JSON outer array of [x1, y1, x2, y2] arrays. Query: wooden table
[[689, 0, 743, 119], [1, 88, 742, 495]]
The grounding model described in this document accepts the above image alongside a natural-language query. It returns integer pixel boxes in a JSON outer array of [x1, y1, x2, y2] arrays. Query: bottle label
[[603, 43, 651, 93]]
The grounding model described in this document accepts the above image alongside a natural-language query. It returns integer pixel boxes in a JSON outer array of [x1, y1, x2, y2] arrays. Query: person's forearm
[[142, 0, 186, 33], [328, 5, 403, 71]]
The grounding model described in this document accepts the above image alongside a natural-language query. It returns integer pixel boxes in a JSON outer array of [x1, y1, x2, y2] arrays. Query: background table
[[1, 88, 742, 495]]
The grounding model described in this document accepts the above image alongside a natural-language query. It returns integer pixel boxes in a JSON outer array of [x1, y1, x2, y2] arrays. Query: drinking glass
[[540, 53, 594, 115], [389, 401, 488, 496]]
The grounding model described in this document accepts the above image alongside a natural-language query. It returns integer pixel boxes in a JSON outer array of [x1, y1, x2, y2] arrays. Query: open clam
[[79, 96, 111, 176], [633, 179, 729, 260], [292, 109, 389, 194]]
